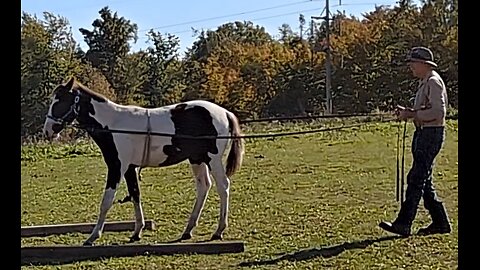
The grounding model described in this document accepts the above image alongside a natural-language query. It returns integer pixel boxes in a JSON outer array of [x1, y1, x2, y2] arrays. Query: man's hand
[[395, 105, 416, 121]]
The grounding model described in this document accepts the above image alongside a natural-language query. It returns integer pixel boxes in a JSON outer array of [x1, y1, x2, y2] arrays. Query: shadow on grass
[[239, 235, 404, 267]]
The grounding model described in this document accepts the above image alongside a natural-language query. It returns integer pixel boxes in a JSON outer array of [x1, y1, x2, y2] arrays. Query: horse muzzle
[[43, 120, 63, 140]]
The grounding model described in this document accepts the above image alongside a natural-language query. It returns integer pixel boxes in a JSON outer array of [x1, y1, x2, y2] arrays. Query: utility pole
[[310, 19, 315, 69], [325, 0, 332, 114], [312, 0, 333, 114]]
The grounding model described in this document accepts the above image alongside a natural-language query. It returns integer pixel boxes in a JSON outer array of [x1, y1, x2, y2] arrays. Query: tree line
[[21, 0, 457, 136]]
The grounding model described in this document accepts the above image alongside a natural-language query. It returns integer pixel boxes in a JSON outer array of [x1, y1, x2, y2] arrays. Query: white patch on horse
[[88, 100, 176, 166], [43, 98, 61, 138]]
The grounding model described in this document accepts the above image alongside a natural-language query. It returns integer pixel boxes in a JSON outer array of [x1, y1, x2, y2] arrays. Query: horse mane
[[72, 81, 108, 103]]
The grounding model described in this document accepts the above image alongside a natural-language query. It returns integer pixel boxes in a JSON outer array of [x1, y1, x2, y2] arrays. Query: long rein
[[49, 91, 399, 140], [48, 94, 407, 204]]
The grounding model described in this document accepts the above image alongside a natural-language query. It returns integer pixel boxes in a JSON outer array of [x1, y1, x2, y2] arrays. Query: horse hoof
[[129, 235, 141, 243], [210, 234, 223, 241], [83, 241, 94, 246], [180, 233, 192, 240]]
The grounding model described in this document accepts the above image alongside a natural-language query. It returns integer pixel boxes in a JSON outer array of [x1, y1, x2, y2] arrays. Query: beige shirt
[[413, 70, 448, 127]]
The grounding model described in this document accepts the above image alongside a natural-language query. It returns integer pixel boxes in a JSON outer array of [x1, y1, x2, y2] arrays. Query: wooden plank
[[21, 220, 155, 237], [21, 241, 245, 265]]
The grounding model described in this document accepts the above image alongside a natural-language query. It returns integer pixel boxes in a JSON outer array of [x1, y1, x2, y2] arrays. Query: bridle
[[46, 91, 81, 127]]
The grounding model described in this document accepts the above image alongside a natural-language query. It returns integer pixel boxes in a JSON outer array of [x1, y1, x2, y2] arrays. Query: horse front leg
[[181, 163, 212, 240], [123, 165, 145, 242], [83, 162, 124, 246]]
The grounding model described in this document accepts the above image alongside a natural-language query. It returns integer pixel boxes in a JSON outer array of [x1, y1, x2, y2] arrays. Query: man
[[379, 46, 452, 236]]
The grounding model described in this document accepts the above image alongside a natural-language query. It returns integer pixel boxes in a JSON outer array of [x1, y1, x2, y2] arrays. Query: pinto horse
[[42, 78, 244, 245]]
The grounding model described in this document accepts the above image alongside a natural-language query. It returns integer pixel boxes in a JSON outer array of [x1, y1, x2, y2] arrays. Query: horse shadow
[[238, 235, 404, 267]]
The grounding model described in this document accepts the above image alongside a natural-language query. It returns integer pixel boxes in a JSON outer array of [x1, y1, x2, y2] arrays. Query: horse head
[[43, 77, 83, 139]]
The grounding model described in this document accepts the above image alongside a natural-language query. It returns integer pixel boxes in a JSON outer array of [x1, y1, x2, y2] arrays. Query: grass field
[[21, 119, 458, 269]]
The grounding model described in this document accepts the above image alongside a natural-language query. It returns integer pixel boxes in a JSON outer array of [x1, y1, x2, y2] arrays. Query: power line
[[134, 0, 398, 46], [138, 1, 397, 37], [248, 7, 322, 22], [332, 2, 396, 8], [137, 7, 323, 39], [138, 0, 315, 33], [26, 0, 145, 15]]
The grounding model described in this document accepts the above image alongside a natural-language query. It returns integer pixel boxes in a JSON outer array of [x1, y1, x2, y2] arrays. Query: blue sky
[[21, 0, 406, 54]]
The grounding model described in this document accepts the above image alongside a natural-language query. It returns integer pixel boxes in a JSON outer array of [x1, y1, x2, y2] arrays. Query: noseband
[[46, 91, 81, 127]]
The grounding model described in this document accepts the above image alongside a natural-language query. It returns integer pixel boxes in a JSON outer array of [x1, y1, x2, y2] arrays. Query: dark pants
[[395, 126, 448, 227]]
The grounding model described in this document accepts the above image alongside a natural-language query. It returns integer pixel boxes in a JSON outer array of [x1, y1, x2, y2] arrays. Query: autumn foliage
[[21, 1, 458, 136]]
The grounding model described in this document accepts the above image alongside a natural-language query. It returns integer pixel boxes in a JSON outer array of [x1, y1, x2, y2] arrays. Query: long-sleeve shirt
[[413, 70, 448, 127]]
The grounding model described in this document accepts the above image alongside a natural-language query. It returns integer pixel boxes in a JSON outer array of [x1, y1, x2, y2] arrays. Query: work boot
[[379, 200, 417, 236], [379, 221, 411, 236], [417, 223, 451, 235], [418, 201, 451, 235]]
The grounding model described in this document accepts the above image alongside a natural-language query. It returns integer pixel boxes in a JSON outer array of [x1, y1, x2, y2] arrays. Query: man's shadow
[[239, 235, 403, 267]]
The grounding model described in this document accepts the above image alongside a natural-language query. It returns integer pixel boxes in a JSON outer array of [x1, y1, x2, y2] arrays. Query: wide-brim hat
[[406, 46, 438, 67]]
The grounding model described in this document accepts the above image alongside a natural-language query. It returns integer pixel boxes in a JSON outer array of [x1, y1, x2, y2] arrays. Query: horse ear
[[65, 77, 75, 90]]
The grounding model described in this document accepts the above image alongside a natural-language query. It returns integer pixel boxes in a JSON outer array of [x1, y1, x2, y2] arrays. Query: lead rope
[[396, 121, 400, 202], [400, 120, 407, 204], [137, 110, 152, 189], [396, 120, 407, 205], [141, 110, 152, 168]]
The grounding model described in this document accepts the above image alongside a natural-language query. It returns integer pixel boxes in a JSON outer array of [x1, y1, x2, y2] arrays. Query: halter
[[46, 91, 81, 126]]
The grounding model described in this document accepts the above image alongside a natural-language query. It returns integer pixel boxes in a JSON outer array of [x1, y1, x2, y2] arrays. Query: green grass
[[21, 120, 458, 269]]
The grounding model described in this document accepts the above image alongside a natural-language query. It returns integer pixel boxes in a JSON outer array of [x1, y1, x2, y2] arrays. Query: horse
[[42, 77, 244, 246]]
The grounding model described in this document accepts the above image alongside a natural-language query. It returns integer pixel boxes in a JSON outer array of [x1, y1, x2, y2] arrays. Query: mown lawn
[[21, 120, 458, 269]]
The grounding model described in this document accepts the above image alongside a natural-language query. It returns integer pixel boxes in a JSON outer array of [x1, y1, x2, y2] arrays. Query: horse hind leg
[[209, 157, 230, 241], [181, 162, 212, 240], [124, 165, 145, 243]]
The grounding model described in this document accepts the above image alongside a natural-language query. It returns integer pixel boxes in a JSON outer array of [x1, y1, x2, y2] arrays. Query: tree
[[79, 6, 140, 103], [187, 21, 273, 61], [278, 23, 296, 44], [20, 1, 458, 138], [21, 12, 82, 136], [182, 21, 275, 116], [139, 30, 184, 107]]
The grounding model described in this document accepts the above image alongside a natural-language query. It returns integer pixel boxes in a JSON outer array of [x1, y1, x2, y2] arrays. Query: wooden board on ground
[[21, 241, 245, 265], [21, 220, 156, 237]]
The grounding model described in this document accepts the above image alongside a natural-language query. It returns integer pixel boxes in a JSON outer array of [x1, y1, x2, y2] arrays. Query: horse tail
[[225, 112, 244, 177]]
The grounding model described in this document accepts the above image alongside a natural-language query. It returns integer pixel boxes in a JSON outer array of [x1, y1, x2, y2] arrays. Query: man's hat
[[406, 47, 437, 67]]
